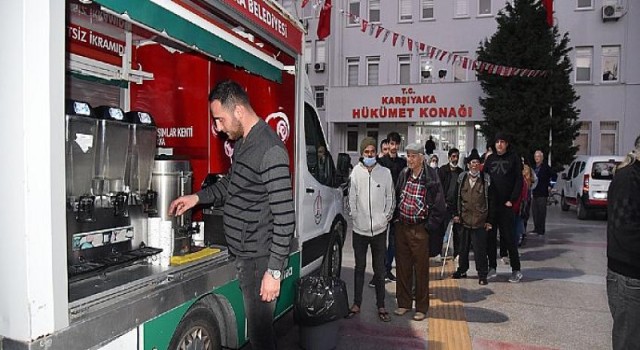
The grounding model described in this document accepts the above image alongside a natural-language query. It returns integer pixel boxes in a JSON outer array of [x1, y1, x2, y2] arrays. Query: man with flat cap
[[483, 133, 523, 283], [451, 151, 496, 285], [392, 142, 446, 321]]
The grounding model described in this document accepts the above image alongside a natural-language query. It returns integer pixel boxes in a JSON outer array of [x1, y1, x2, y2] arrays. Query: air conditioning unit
[[602, 1, 624, 21], [314, 62, 326, 72]]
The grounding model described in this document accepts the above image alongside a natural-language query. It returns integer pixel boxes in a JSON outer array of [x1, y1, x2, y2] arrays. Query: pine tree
[[476, 0, 580, 171]]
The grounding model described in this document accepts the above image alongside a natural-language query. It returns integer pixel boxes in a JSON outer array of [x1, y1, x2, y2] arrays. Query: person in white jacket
[[345, 137, 395, 322]]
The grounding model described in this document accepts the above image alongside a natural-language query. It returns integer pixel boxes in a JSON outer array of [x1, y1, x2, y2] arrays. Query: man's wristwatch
[[267, 268, 282, 280]]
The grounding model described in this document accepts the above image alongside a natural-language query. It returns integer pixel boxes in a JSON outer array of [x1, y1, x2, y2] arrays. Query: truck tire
[[169, 303, 222, 350], [577, 198, 589, 220], [322, 220, 345, 278], [560, 193, 570, 211]]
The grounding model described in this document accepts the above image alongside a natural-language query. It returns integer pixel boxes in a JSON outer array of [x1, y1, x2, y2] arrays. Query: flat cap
[[405, 142, 425, 154]]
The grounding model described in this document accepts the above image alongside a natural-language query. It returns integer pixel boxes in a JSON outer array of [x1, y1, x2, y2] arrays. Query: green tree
[[476, 0, 580, 171]]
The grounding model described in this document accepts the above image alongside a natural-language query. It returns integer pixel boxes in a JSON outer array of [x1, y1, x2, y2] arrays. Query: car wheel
[[322, 220, 344, 278], [560, 193, 570, 211], [577, 198, 589, 220], [169, 303, 222, 350]]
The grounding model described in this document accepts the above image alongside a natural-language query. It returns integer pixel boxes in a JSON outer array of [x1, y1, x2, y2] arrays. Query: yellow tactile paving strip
[[428, 260, 472, 350]]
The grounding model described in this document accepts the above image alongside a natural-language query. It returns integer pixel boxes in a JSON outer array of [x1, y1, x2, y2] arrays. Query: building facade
[[288, 0, 639, 163]]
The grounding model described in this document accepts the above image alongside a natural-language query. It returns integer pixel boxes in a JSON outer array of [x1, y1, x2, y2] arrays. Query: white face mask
[[430, 161, 438, 168]]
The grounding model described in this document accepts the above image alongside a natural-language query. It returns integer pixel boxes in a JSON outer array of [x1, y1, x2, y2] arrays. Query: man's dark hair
[[387, 132, 401, 144], [380, 138, 389, 148], [448, 148, 460, 158], [208, 80, 251, 111]]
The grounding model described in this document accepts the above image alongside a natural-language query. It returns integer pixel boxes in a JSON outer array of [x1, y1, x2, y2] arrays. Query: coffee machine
[[65, 101, 160, 280]]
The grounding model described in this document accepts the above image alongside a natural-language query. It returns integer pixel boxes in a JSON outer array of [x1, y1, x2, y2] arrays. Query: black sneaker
[[451, 271, 467, 279], [368, 279, 375, 288], [385, 271, 397, 282]]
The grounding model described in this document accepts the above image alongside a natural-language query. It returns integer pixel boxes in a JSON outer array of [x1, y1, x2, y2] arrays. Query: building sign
[[67, 24, 125, 57], [218, 0, 303, 53], [351, 87, 473, 120]]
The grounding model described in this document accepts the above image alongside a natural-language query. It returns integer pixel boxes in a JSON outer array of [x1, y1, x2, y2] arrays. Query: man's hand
[[505, 201, 513, 207], [484, 223, 493, 231], [260, 272, 281, 303], [168, 194, 199, 216]]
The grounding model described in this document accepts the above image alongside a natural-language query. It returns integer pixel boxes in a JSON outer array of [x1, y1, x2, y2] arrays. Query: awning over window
[[94, 0, 283, 82]]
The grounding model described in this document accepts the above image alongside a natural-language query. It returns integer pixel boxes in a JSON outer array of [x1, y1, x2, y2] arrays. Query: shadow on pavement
[[519, 248, 570, 261], [519, 266, 585, 281], [463, 306, 509, 323]]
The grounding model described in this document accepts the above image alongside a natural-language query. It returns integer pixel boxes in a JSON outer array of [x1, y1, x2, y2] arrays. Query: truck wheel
[[560, 193, 570, 211], [169, 303, 222, 350], [577, 198, 589, 220], [322, 220, 344, 278]]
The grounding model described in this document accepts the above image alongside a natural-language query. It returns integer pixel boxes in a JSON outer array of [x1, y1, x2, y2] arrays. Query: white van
[[558, 155, 624, 219]]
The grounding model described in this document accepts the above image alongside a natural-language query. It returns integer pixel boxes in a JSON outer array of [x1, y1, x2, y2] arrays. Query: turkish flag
[[317, 0, 332, 40], [302, 0, 309, 8], [542, 0, 553, 26]]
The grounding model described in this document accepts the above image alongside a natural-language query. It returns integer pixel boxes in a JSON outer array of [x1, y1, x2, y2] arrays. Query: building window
[[577, 0, 593, 9], [421, 0, 434, 20], [399, 0, 412, 21], [420, 55, 431, 83], [315, 40, 326, 63], [602, 46, 620, 82], [455, 0, 469, 17], [575, 122, 591, 155], [347, 130, 359, 152], [575, 47, 592, 83], [478, 0, 491, 15], [366, 56, 380, 86], [369, 0, 381, 23], [348, 0, 360, 26], [398, 55, 411, 84], [453, 52, 468, 82], [347, 57, 360, 86], [600, 121, 618, 155], [314, 86, 325, 109]]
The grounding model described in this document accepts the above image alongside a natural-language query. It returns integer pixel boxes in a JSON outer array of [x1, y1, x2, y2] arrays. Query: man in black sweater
[[437, 148, 463, 259], [483, 133, 523, 283], [607, 134, 640, 350], [169, 81, 295, 350], [377, 132, 407, 283]]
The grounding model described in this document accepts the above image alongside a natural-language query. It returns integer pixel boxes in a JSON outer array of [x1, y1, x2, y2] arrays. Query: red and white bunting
[[338, 10, 548, 78]]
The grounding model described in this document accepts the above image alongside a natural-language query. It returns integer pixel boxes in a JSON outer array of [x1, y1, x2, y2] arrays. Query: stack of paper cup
[[158, 220, 174, 267], [147, 217, 162, 265]]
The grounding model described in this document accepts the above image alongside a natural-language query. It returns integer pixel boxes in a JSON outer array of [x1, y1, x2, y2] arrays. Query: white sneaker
[[433, 254, 443, 263], [488, 268, 497, 279], [508, 271, 523, 283]]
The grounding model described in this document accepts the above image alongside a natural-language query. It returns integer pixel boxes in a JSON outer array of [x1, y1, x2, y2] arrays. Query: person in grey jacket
[[168, 80, 294, 350], [346, 137, 395, 322]]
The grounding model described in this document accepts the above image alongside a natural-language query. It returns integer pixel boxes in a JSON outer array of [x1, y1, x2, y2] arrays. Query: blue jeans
[[607, 269, 640, 350], [236, 256, 277, 350]]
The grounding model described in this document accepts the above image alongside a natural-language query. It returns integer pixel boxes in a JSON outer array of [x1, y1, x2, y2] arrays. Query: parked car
[[557, 155, 624, 220]]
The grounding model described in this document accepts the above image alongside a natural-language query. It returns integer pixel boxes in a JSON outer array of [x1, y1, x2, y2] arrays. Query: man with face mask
[[436, 149, 464, 259], [346, 137, 395, 322]]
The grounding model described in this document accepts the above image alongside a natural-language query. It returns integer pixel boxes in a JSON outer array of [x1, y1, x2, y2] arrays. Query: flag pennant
[[407, 38, 413, 52], [375, 26, 384, 38], [361, 19, 368, 32], [369, 23, 376, 35], [382, 30, 391, 42], [428, 46, 437, 59], [438, 50, 448, 61], [461, 57, 469, 69], [392, 32, 399, 46], [302, 0, 309, 8], [317, 0, 332, 40], [400, 35, 405, 47], [419, 42, 426, 52]]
